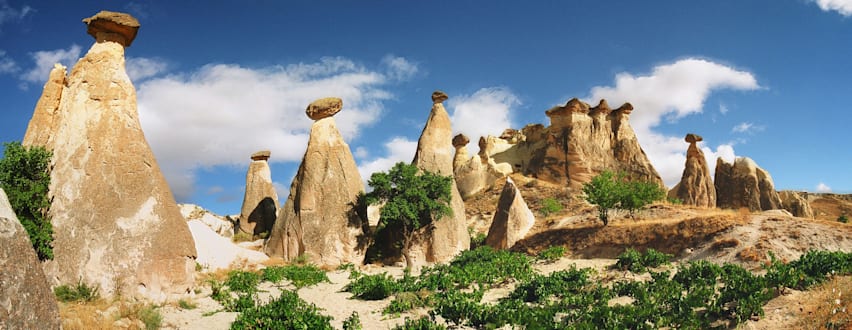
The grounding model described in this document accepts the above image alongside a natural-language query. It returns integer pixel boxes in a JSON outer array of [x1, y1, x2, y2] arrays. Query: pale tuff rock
[[668, 133, 716, 207], [239, 150, 279, 235], [179, 204, 234, 238], [0, 189, 61, 329], [485, 178, 535, 250], [188, 220, 268, 271], [22, 64, 66, 148], [409, 91, 470, 266], [23, 11, 196, 300], [779, 191, 815, 218], [82, 10, 140, 47], [265, 98, 367, 267], [305, 97, 343, 120], [715, 157, 782, 211], [454, 136, 513, 200], [452, 134, 470, 171]]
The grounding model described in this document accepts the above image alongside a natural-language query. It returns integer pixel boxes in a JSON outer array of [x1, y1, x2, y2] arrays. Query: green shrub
[[0, 141, 54, 260], [262, 264, 329, 289], [839, 214, 849, 223], [508, 266, 592, 302], [342, 311, 363, 330], [138, 305, 162, 330], [536, 245, 566, 262], [667, 197, 683, 205], [54, 281, 100, 302], [178, 299, 197, 310], [384, 292, 426, 315], [230, 290, 332, 330], [615, 248, 645, 272], [582, 171, 665, 225], [344, 273, 399, 300], [393, 316, 446, 330], [226, 270, 260, 293], [642, 248, 673, 268], [539, 197, 563, 217], [469, 230, 487, 250]]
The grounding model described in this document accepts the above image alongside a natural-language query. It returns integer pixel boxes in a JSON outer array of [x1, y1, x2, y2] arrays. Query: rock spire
[[715, 157, 782, 211], [484, 178, 535, 250], [668, 134, 716, 207], [238, 150, 279, 235]]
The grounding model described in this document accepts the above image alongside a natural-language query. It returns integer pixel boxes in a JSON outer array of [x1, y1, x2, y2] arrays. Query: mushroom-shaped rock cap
[[591, 99, 611, 114], [82, 11, 140, 47], [685, 133, 703, 143], [306, 97, 343, 120], [251, 150, 271, 161], [615, 102, 634, 114], [432, 90, 449, 104], [452, 134, 470, 147]]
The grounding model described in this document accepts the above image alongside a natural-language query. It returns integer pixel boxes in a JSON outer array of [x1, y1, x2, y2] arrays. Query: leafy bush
[[226, 270, 260, 293], [384, 292, 426, 315], [342, 311, 362, 330], [469, 231, 487, 249], [536, 245, 566, 262], [642, 248, 673, 268], [0, 141, 54, 260], [230, 290, 332, 330], [344, 273, 399, 300], [138, 305, 162, 330], [508, 266, 592, 302], [262, 264, 329, 288], [54, 281, 100, 302], [839, 214, 849, 223], [615, 248, 672, 273], [393, 316, 446, 330], [582, 171, 665, 225], [539, 197, 563, 217]]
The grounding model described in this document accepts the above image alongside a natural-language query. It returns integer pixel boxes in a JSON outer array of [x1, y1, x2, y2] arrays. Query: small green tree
[[582, 171, 665, 226], [364, 162, 453, 269], [0, 141, 54, 260], [621, 180, 666, 218]]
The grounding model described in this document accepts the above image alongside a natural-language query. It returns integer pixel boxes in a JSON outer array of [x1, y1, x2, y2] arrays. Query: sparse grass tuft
[[711, 237, 740, 250], [178, 299, 196, 310], [54, 281, 100, 303]]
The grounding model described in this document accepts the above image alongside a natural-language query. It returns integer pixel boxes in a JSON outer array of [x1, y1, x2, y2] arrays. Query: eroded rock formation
[[668, 134, 716, 207], [21, 11, 196, 300], [238, 150, 279, 235], [779, 191, 814, 218], [265, 97, 367, 267], [453, 134, 512, 199], [715, 157, 782, 211], [484, 177, 535, 250], [0, 189, 61, 329], [22, 64, 66, 147], [408, 91, 470, 265]]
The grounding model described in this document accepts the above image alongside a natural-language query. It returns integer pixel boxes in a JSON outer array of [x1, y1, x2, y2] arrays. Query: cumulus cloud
[[811, 0, 852, 16], [0, 49, 16, 73], [816, 182, 833, 193], [587, 58, 759, 187], [356, 137, 418, 183], [126, 57, 168, 81], [0, 0, 32, 30], [448, 87, 521, 141], [381, 54, 419, 81], [20, 44, 82, 83], [137, 56, 396, 200]]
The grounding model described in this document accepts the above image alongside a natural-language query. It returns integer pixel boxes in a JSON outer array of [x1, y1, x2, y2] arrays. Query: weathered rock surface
[[22, 64, 66, 148], [188, 220, 268, 271], [0, 189, 61, 329], [22, 11, 196, 300], [180, 204, 234, 238], [407, 91, 470, 266], [82, 10, 140, 47], [265, 98, 367, 267], [454, 136, 513, 200], [779, 191, 814, 218], [715, 157, 782, 211], [668, 134, 716, 207], [305, 97, 343, 120], [238, 150, 279, 235], [484, 178, 535, 250]]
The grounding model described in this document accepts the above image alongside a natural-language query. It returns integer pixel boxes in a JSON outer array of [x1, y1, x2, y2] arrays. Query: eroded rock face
[[454, 136, 513, 200], [668, 134, 716, 207], [484, 178, 535, 250], [715, 157, 782, 211], [0, 189, 61, 329], [22, 11, 196, 300], [408, 91, 470, 266], [779, 191, 814, 218], [305, 97, 343, 120], [22, 64, 66, 148], [264, 98, 367, 267], [239, 150, 279, 235]]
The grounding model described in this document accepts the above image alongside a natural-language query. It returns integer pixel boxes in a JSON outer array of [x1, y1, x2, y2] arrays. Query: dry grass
[[796, 276, 852, 329], [710, 237, 740, 250], [60, 299, 161, 330], [737, 246, 763, 262]]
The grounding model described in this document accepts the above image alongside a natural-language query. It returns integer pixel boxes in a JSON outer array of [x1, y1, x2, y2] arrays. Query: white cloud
[[381, 54, 419, 81], [816, 182, 833, 193], [587, 58, 759, 187], [719, 103, 729, 115], [0, 1, 33, 30], [137, 57, 393, 200], [356, 137, 418, 183], [731, 122, 765, 134], [448, 87, 521, 141], [353, 146, 369, 159], [126, 57, 168, 81], [20, 44, 82, 83], [811, 0, 852, 16], [0, 49, 16, 73]]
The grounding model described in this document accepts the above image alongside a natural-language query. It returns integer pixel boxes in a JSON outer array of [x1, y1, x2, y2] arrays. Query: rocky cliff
[[715, 157, 782, 211]]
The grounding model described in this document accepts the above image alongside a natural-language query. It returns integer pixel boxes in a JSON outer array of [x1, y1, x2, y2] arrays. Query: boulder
[[238, 150, 279, 235], [0, 188, 61, 329], [305, 97, 343, 120], [408, 91, 470, 266], [779, 191, 814, 218], [668, 133, 716, 207], [265, 98, 367, 267], [484, 178, 535, 250], [715, 157, 782, 211], [22, 11, 196, 300]]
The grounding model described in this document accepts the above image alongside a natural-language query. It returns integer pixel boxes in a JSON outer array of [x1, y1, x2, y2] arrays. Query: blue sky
[[1, 1, 850, 215]]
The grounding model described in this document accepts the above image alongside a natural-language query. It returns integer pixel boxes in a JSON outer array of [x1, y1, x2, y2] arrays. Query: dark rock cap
[[452, 134, 470, 147], [685, 133, 703, 143], [82, 11, 140, 47], [615, 102, 634, 114], [590, 99, 611, 115], [306, 97, 343, 120], [432, 90, 448, 104], [251, 150, 271, 161]]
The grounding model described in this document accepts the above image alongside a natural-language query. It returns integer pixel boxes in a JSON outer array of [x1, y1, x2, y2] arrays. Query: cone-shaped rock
[[485, 178, 535, 250], [715, 157, 782, 211], [779, 191, 814, 218], [21, 11, 196, 300], [265, 97, 367, 267], [22, 64, 66, 147], [668, 134, 716, 207], [408, 91, 470, 265], [238, 150, 279, 235], [0, 189, 61, 329]]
